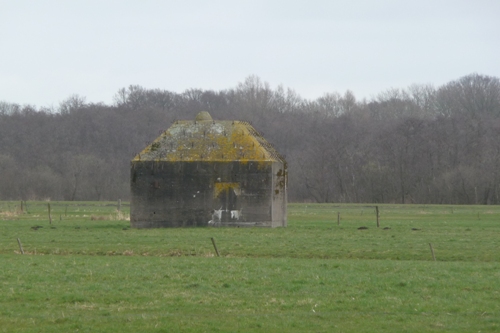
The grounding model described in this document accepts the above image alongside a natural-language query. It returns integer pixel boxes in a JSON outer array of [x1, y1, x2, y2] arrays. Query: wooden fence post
[[211, 237, 220, 257], [17, 238, 24, 254], [429, 243, 436, 261], [337, 212, 340, 226], [48, 203, 52, 225], [375, 206, 380, 228]]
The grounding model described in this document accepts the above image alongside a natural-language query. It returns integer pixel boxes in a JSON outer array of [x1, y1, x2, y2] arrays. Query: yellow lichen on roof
[[132, 118, 283, 163]]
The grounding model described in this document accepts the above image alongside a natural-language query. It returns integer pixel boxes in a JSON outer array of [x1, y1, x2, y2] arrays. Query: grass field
[[1, 201, 499, 332]]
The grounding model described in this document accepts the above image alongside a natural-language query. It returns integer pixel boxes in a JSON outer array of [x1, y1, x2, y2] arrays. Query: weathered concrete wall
[[271, 161, 287, 227], [131, 160, 283, 228]]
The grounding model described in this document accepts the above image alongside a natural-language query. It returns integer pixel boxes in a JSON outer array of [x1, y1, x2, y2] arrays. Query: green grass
[[1, 202, 499, 332]]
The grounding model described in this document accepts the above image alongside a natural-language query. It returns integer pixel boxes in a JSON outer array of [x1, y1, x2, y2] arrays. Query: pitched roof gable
[[133, 112, 285, 162]]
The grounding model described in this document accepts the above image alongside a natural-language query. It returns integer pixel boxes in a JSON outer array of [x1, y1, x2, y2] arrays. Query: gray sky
[[1, 0, 499, 107]]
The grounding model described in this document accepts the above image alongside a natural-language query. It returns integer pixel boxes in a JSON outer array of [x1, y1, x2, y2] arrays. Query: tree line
[[1, 73, 500, 204]]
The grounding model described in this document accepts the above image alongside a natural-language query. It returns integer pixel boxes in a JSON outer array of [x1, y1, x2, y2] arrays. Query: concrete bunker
[[130, 111, 287, 228]]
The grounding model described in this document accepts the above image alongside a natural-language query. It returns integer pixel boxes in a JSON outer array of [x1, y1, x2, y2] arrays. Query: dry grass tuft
[[90, 211, 130, 221], [116, 211, 130, 221], [0, 208, 23, 218]]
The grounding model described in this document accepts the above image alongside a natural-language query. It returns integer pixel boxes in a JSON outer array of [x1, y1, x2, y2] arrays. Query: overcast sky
[[1, 0, 499, 107]]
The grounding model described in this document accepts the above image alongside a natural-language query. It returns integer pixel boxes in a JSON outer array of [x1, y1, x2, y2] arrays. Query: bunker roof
[[133, 111, 285, 163]]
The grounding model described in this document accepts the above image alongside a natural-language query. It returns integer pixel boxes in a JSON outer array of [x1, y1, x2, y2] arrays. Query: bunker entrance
[[213, 183, 242, 222]]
